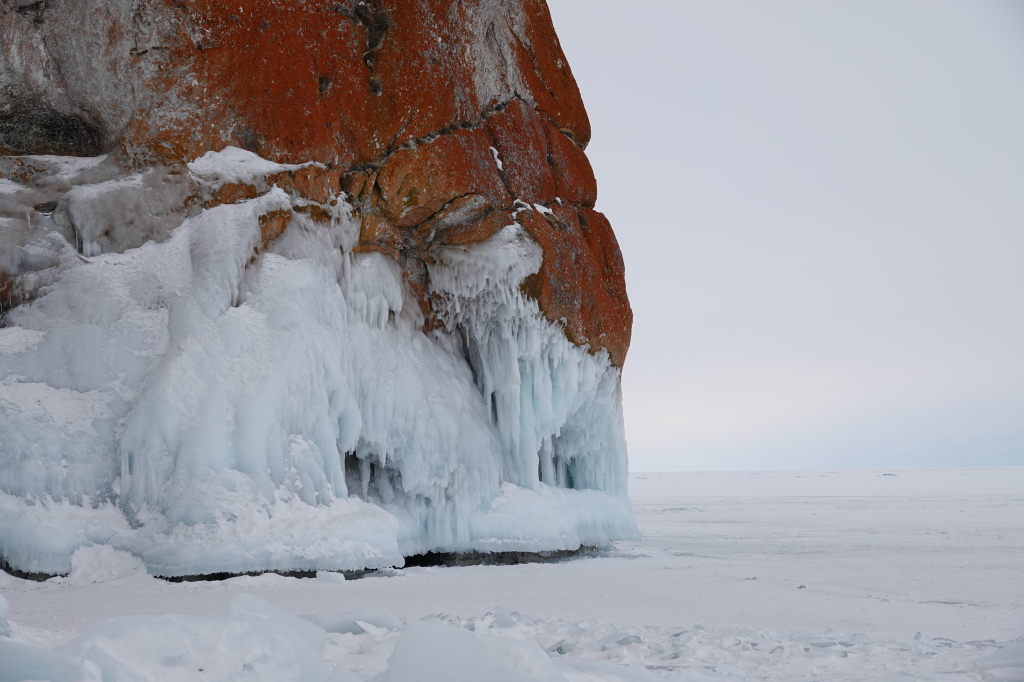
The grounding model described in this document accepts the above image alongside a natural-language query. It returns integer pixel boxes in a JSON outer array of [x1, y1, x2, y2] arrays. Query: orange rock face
[[0, 0, 631, 365], [0, 271, 19, 316]]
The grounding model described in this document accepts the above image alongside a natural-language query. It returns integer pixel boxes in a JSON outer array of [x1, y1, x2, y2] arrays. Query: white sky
[[547, 0, 1024, 471]]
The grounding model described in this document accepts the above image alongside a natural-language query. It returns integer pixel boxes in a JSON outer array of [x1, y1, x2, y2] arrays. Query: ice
[[8, 154, 111, 182], [0, 640, 79, 682], [0, 493, 143, 576], [0, 593, 8, 637], [0, 153, 136, 282], [469, 483, 637, 552], [67, 545, 147, 585], [0, 379, 104, 435], [0, 601, 1007, 682], [383, 621, 567, 682], [428, 224, 632, 499], [316, 570, 348, 584], [326, 666, 363, 682], [0, 593, 360, 682], [0, 148, 635, 576], [61, 596, 333, 681], [0, 594, 361, 682], [230, 593, 327, 652], [307, 607, 403, 635], [55, 168, 190, 256], [976, 641, 1024, 681], [0, 468, 1019, 681]]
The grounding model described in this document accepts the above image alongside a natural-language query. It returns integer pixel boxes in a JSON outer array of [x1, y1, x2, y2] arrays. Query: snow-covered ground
[[2, 467, 1022, 681]]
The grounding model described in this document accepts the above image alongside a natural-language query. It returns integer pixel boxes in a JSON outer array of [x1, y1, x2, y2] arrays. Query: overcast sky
[[548, 0, 1024, 471]]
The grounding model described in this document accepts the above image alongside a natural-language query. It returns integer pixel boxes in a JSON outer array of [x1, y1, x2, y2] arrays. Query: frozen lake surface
[[2, 467, 1022, 680]]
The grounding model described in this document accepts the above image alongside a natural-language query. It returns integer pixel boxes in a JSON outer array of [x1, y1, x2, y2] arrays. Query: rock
[[518, 206, 631, 367], [0, 0, 630, 366], [0, 269, 19, 315], [372, 128, 511, 229]]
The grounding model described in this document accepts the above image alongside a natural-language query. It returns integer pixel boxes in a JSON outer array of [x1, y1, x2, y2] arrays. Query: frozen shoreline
[[2, 467, 1022, 680]]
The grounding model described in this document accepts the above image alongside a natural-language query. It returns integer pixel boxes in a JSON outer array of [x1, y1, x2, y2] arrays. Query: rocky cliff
[[1, 0, 630, 365], [0, 0, 634, 576]]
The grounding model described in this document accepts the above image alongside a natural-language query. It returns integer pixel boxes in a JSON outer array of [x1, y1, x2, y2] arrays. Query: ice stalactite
[[0, 148, 636, 577], [428, 224, 630, 497]]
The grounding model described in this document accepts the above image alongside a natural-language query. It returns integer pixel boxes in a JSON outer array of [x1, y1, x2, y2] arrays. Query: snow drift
[[0, 148, 636, 577]]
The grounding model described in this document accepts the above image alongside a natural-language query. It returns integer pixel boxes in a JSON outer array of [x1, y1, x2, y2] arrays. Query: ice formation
[[0, 148, 636, 576]]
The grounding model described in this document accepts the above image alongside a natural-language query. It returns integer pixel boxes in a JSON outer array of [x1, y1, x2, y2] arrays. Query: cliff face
[[0, 0, 635, 576], [0, 0, 630, 366]]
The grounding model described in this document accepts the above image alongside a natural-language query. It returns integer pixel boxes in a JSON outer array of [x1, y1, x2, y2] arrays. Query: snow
[[489, 145, 504, 171], [0, 467, 1019, 681], [0, 148, 634, 576], [187, 146, 317, 187]]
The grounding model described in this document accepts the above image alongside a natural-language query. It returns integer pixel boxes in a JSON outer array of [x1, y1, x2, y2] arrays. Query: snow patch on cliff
[[188, 146, 319, 188], [0, 149, 635, 576]]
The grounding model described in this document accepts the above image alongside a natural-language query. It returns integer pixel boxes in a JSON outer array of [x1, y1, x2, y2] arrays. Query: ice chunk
[[0, 492, 132, 576], [325, 665, 364, 682], [976, 640, 1024, 681], [316, 570, 348, 584], [308, 608, 403, 635], [0, 640, 80, 682], [556, 658, 660, 681], [382, 621, 567, 682], [62, 610, 330, 682], [67, 545, 147, 584], [0, 593, 8, 637], [230, 593, 327, 653]]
